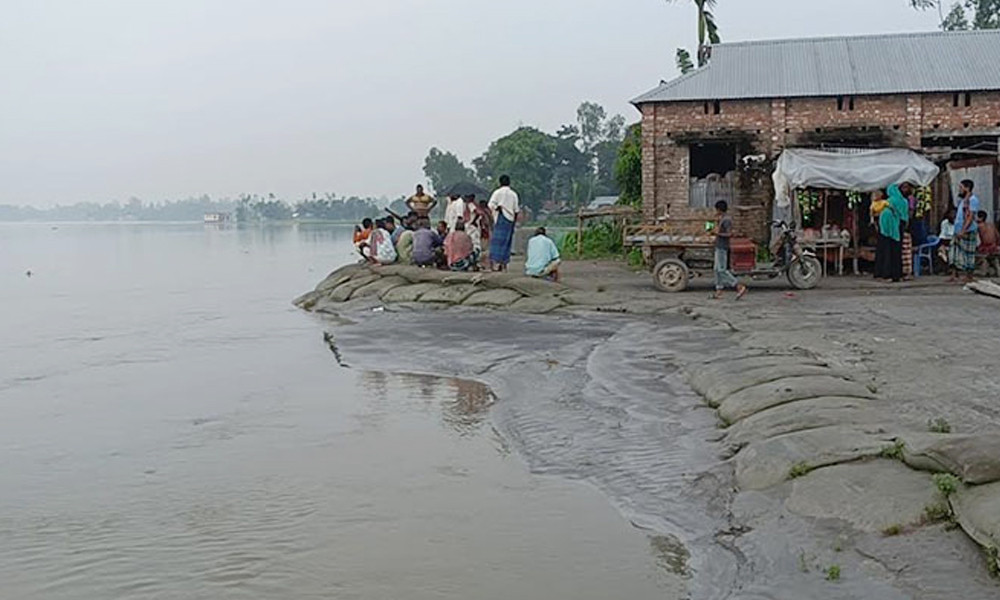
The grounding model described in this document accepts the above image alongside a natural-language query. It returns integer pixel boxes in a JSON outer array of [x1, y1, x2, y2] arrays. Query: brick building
[[632, 30, 1000, 243]]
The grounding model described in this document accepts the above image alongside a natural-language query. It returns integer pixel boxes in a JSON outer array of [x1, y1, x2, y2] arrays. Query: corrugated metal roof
[[633, 29, 1000, 104]]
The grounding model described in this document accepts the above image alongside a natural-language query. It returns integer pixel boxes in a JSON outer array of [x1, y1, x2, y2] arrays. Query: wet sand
[[304, 259, 1000, 599]]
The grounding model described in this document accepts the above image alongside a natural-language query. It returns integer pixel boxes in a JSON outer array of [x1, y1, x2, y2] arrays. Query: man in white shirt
[[444, 194, 465, 232], [487, 175, 519, 271]]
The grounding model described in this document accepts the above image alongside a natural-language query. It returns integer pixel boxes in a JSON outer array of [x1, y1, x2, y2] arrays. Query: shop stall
[[772, 148, 940, 275]]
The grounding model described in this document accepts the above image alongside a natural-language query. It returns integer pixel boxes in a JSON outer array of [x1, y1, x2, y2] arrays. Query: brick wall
[[639, 90, 1000, 241], [921, 92, 1000, 135]]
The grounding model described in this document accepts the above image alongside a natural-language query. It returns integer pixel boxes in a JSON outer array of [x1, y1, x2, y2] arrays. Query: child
[[712, 200, 748, 300], [938, 207, 956, 266], [977, 211, 999, 277]]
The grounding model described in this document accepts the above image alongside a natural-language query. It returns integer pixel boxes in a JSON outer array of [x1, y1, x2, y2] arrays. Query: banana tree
[[668, 0, 721, 73]]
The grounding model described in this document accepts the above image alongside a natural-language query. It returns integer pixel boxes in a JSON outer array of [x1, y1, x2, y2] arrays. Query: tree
[[551, 124, 591, 207], [615, 124, 643, 207], [474, 127, 558, 213], [422, 147, 478, 195], [675, 48, 695, 74], [910, 0, 1000, 29], [667, 0, 721, 70]]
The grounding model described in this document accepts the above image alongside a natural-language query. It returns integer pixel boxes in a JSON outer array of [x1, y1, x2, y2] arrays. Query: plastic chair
[[913, 236, 940, 277]]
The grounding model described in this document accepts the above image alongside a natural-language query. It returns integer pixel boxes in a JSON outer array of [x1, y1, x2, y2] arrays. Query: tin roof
[[633, 29, 1000, 104]]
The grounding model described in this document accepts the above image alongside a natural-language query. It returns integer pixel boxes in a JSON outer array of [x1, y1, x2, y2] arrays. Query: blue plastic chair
[[913, 235, 940, 277]]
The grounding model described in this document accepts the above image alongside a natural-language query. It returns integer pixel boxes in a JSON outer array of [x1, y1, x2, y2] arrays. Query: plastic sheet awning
[[773, 148, 940, 207]]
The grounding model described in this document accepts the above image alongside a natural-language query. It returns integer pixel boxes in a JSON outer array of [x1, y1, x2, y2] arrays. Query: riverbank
[[296, 259, 1000, 599]]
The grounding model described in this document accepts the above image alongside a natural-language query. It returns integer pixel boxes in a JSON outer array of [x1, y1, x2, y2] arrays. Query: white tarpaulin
[[773, 148, 940, 208]]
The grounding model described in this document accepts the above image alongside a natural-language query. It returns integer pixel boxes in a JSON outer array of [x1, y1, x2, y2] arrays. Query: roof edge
[[711, 27, 999, 51]]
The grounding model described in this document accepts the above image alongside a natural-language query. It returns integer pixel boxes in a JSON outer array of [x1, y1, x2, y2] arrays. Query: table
[[800, 238, 850, 277]]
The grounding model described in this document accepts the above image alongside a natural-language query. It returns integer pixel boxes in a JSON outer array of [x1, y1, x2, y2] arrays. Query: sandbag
[[718, 375, 874, 424], [352, 276, 409, 299], [381, 283, 441, 303], [952, 481, 1000, 572], [293, 289, 323, 310], [316, 263, 368, 292], [463, 289, 524, 307], [328, 274, 382, 302], [901, 433, 1000, 484], [508, 295, 566, 314], [419, 283, 480, 304], [481, 272, 567, 296], [725, 396, 879, 448], [735, 426, 891, 490], [786, 461, 938, 533], [687, 354, 824, 397], [703, 364, 852, 406]]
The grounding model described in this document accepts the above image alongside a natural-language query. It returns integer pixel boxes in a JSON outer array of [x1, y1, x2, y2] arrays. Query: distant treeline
[[0, 194, 404, 223]]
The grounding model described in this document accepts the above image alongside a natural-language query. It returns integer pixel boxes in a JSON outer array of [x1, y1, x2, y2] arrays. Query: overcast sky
[[1, 0, 940, 206]]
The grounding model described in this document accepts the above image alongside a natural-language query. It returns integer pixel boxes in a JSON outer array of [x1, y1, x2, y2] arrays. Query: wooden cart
[[626, 222, 822, 293]]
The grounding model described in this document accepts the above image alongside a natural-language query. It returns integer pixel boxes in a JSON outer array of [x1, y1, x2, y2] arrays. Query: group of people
[[872, 179, 994, 283], [935, 180, 999, 281], [351, 175, 561, 280]]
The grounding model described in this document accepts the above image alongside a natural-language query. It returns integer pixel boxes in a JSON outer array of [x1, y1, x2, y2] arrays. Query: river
[[0, 223, 682, 599]]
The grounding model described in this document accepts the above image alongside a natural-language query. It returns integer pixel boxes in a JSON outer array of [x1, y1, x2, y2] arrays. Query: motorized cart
[[629, 221, 822, 293]]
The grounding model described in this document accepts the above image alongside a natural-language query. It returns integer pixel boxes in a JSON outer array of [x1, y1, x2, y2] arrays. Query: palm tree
[[667, 0, 721, 73]]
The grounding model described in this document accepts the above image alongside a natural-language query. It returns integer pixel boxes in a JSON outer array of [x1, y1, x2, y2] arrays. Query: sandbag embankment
[[686, 346, 1000, 576], [294, 263, 578, 314]]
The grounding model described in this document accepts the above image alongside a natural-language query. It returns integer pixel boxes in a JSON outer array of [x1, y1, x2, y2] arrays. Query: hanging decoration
[[796, 188, 822, 220], [846, 190, 863, 211], [915, 186, 933, 218]]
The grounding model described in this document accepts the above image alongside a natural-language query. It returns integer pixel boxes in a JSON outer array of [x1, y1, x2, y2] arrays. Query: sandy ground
[[304, 259, 1000, 599]]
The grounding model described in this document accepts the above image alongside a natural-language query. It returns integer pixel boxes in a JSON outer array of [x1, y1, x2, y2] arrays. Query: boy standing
[[977, 210, 999, 277], [713, 201, 748, 300]]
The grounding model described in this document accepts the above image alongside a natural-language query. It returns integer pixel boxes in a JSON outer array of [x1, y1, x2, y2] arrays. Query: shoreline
[[297, 260, 1000, 598]]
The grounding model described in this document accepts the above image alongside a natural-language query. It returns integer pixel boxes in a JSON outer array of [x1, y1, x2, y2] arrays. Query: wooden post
[[577, 213, 584, 256]]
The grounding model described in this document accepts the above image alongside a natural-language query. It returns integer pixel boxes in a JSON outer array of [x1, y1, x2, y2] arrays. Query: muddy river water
[[1, 224, 687, 599]]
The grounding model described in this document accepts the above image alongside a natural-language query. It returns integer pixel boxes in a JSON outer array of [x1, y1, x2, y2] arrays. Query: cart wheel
[[653, 258, 689, 292], [787, 256, 822, 290]]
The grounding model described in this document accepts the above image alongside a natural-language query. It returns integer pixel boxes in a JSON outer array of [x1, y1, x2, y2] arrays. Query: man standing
[[444, 193, 464, 232], [524, 227, 561, 282], [406, 184, 437, 218], [951, 179, 980, 283], [487, 175, 519, 272], [712, 201, 748, 300]]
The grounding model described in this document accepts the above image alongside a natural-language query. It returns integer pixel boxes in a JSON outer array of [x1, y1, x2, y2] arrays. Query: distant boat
[[204, 212, 232, 224]]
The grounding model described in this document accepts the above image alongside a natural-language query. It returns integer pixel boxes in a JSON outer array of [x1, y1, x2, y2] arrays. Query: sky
[[0, 0, 941, 207]]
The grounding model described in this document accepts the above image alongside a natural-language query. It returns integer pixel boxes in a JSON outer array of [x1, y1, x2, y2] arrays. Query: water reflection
[[360, 372, 495, 437], [440, 378, 494, 437]]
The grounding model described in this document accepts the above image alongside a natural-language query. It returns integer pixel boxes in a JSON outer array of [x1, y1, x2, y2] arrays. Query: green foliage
[[559, 222, 623, 258], [825, 564, 841, 581], [924, 501, 952, 523], [928, 417, 952, 433], [910, 0, 1000, 30], [615, 124, 643, 207], [933, 473, 961, 497], [474, 127, 558, 213], [985, 545, 999, 578], [667, 0, 721, 69], [882, 524, 903, 536], [291, 193, 384, 222], [676, 48, 695, 74], [627, 247, 645, 269], [788, 462, 812, 479], [0, 196, 236, 222], [880, 440, 906, 461], [423, 148, 478, 196]]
